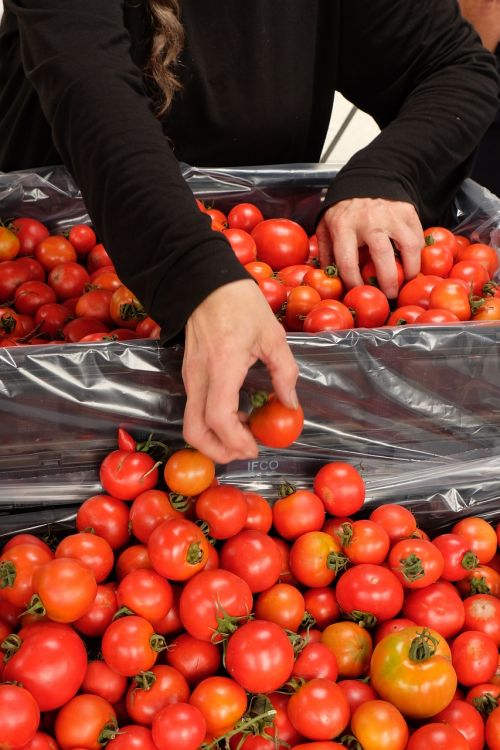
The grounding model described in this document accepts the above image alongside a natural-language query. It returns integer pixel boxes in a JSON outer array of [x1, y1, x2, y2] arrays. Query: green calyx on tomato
[[286, 630, 309, 657], [149, 633, 168, 653], [118, 301, 147, 322], [131, 670, 157, 691], [398, 553, 425, 583], [0, 560, 16, 588], [349, 610, 378, 629], [469, 574, 491, 594], [201, 693, 277, 750], [472, 692, 499, 718], [408, 629, 439, 661], [340, 735, 363, 750], [250, 390, 270, 409], [213, 605, 253, 643], [338, 522, 354, 547], [195, 520, 217, 546], [327, 550, 349, 574], [98, 720, 120, 746], [169, 492, 191, 512], [22, 593, 46, 617], [1, 633, 21, 662], [186, 541, 205, 565], [278, 481, 297, 498], [461, 550, 479, 571]]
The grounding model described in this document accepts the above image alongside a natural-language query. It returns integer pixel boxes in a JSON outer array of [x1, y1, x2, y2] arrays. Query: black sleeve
[[5, 0, 249, 341], [325, 0, 500, 226]]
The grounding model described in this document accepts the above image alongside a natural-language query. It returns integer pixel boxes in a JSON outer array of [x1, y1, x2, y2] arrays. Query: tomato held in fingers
[[402, 581, 465, 639], [370, 626, 456, 718], [0, 683, 40, 750], [163, 448, 215, 497], [100, 448, 159, 501], [189, 676, 247, 738], [287, 679, 349, 740], [452, 630, 498, 686], [289, 531, 347, 588], [320, 621, 373, 678], [148, 518, 209, 581], [76, 494, 130, 550], [389, 538, 444, 589], [152, 703, 207, 750], [335, 564, 405, 626], [248, 393, 304, 449], [195, 485, 248, 540], [434, 698, 485, 750], [125, 664, 190, 725], [343, 285, 390, 327], [252, 218, 309, 270], [32, 557, 97, 623], [225, 619, 295, 693], [116, 568, 173, 623], [313, 461, 365, 517], [55, 694, 118, 750], [349, 700, 409, 750]]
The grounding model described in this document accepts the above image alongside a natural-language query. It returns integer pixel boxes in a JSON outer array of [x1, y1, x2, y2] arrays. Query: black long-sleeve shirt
[[0, 1, 498, 340]]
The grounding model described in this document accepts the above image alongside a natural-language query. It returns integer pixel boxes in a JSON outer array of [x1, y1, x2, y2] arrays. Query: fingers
[[366, 231, 400, 299], [325, 222, 364, 290], [259, 324, 300, 410], [316, 220, 334, 268], [392, 207, 424, 282]]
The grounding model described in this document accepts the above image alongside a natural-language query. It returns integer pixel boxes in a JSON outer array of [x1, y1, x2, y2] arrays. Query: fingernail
[[289, 390, 299, 410]]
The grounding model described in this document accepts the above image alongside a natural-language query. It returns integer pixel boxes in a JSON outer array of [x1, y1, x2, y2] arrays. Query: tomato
[[82, 659, 127, 705], [129, 490, 182, 544], [278, 264, 315, 287], [73, 583, 118, 637], [33, 557, 97, 623], [397, 273, 442, 309], [434, 698, 485, 750], [428, 279, 471, 320], [244, 260, 273, 281], [2, 534, 51, 555], [370, 625, 456, 718], [63, 316, 110, 342], [220, 530, 282, 593], [0, 226, 20, 262], [48, 261, 90, 298], [338, 679, 378, 715], [164, 448, 215, 497], [313, 462, 365, 517], [361, 257, 404, 290], [166, 632, 221, 686], [255, 583, 305, 632], [0, 683, 40, 750], [386, 304, 426, 326], [116, 544, 152, 580], [100, 448, 158, 501], [304, 266, 344, 300], [457, 242, 499, 276], [403, 581, 465, 639], [389, 538, 444, 589], [420, 243, 454, 277], [14, 280, 57, 315], [87, 243, 112, 273], [369, 504, 417, 544], [340, 520, 390, 565], [335, 564, 405, 625], [34, 303, 71, 338], [134, 315, 159, 338], [107, 725, 157, 750], [10, 217, 49, 256], [466, 683, 500, 717], [109, 286, 146, 329], [453, 517, 498, 565], [450, 259, 491, 295], [0, 260, 32, 303], [350, 700, 409, 750], [242, 492, 273, 533], [473, 296, 500, 321], [125, 664, 190, 725], [289, 531, 347, 588], [223, 228, 257, 264], [76, 494, 130, 549], [195, 485, 248, 540], [35, 235, 76, 270], [406, 723, 469, 750], [0, 598, 21, 630], [415, 308, 460, 324], [152, 703, 207, 750], [273, 537, 297, 586], [287, 679, 349, 740], [0, 542, 53, 608], [268, 692, 305, 749], [272, 486, 325, 540], [452, 630, 498, 686], [189, 676, 247, 738], [457, 565, 500, 597], [321, 622, 373, 678], [343, 285, 390, 327], [55, 694, 118, 750], [303, 303, 354, 332], [485, 706, 500, 750], [292, 642, 339, 682], [252, 219, 309, 270], [151, 584, 183, 637], [3, 621, 87, 711], [206, 207, 228, 229], [226, 619, 294, 693], [284, 285, 322, 331], [68, 224, 97, 256], [303, 587, 340, 629], [375, 617, 417, 644], [19, 733, 59, 750], [432, 533, 479, 581], [423, 226, 458, 258], [55, 531, 114, 583], [148, 518, 209, 581], [463, 595, 500, 646], [258, 276, 288, 312], [102, 615, 165, 677], [228, 202, 264, 233], [117, 568, 173, 623]]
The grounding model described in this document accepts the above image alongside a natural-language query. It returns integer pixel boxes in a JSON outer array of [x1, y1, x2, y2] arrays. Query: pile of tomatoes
[[0, 203, 499, 348], [0, 428, 499, 750]]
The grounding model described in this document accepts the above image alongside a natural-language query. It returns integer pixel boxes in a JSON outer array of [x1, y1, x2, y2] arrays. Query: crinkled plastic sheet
[[0, 166, 500, 537]]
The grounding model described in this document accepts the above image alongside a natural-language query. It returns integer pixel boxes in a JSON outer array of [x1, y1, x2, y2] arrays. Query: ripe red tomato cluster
[[1, 429, 499, 750], [199, 203, 500, 331], [0, 218, 161, 346]]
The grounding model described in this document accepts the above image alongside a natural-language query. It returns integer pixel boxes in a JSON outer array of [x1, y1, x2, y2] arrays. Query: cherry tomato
[[420, 243, 454, 277], [369, 504, 417, 544], [415, 308, 461, 324], [68, 224, 97, 256], [292, 642, 339, 682], [244, 260, 273, 281], [129, 489, 182, 544], [148, 518, 209, 581], [272, 486, 325, 540], [423, 226, 458, 258], [258, 276, 288, 312], [228, 202, 264, 233], [453, 517, 498, 565], [10, 217, 49, 256], [220, 530, 282, 593], [456, 565, 500, 597], [287, 679, 349, 740], [242, 491, 273, 533], [55, 531, 114, 583], [428, 279, 471, 320], [457, 242, 499, 276], [33, 557, 97, 623], [450, 259, 491, 295], [463, 594, 500, 646], [338, 679, 378, 715], [335, 564, 405, 625], [0, 683, 40, 750], [313, 462, 365, 517], [125, 664, 190, 725], [87, 243, 113, 273], [54, 694, 118, 750], [252, 219, 309, 270], [117, 568, 173, 623], [189, 676, 247, 738], [303, 302, 354, 332], [403, 581, 465, 639], [115, 544, 152, 580], [163, 448, 215, 496], [374, 617, 417, 644], [255, 583, 305, 632], [452, 630, 498, 686], [35, 235, 76, 270], [386, 304, 426, 326], [195, 485, 248, 540], [63, 317, 110, 342], [303, 587, 340, 629], [100, 448, 159, 501], [406, 723, 468, 750], [340, 520, 390, 565], [304, 266, 343, 300], [73, 584, 119, 638], [14, 280, 57, 315], [82, 659, 127, 705], [285, 285, 322, 331], [109, 286, 146, 329], [321, 622, 373, 678], [102, 615, 165, 677], [350, 700, 409, 750], [485, 706, 500, 750], [432, 532, 479, 581], [397, 273, 442, 309], [343, 285, 390, 327], [226, 619, 295, 693], [152, 703, 207, 750], [76, 494, 130, 550], [473, 296, 500, 321], [289, 531, 347, 588], [107, 725, 158, 750], [0, 542, 53, 608], [223, 228, 257, 264], [389, 538, 444, 589]]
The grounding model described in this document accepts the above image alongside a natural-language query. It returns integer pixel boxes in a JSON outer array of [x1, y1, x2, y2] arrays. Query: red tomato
[[277, 264, 312, 287], [0, 260, 32, 303], [313, 462, 365, 516], [14, 256, 45, 282], [415, 309, 461, 324], [226, 619, 295, 693], [166, 633, 221, 686], [220, 530, 282, 593], [457, 242, 499, 276], [403, 581, 465, 639], [361, 258, 405, 290], [117, 568, 173, 623], [35, 235, 76, 270], [287, 679, 350, 740], [82, 660, 128, 705], [129, 489, 182, 544], [68, 225, 97, 256], [304, 266, 344, 300], [14, 280, 57, 315], [292, 642, 339, 682], [369, 504, 417, 544], [63, 317, 110, 342], [242, 491, 273, 533], [473, 296, 500, 321], [19, 733, 59, 750], [223, 228, 257, 264], [48, 262, 90, 299], [33, 557, 97, 623], [34, 303, 71, 338], [258, 276, 287, 312], [420, 243, 454, 277], [55, 532, 114, 583], [466, 683, 500, 716], [0, 683, 40, 750], [463, 594, 500, 646], [255, 583, 305, 632], [0, 542, 53, 608], [285, 285, 322, 331], [87, 243, 113, 273], [152, 703, 207, 750], [343, 285, 390, 327], [432, 533, 480, 581], [244, 260, 273, 281], [54, 694, 117, 750], [100, 448, 158, 501], [434, 698, 485, 750], [102, 615, 164, 677], [485, 706, 500, 750], [73, 584, 119, 638], [452, 630, 498, 686], [397, 273, 442, 309], [115, 544, 152, 580], [289, 531, 347, 588], [374, 617, 417, 644], [304, 300, 355, 332], [248, 393, 304, 449], [109, 286, 146, 329], [450, 259, 491, 295], [163, 448, 215, 497], [107, 725, 158, 750], [228, 202, 264, 233], [10, 217, 49, 256], [423, 226, 459, 258], [406, 723, 469, 750], [148, 518, 209, 582], [189, 676, 247, 737], [206, 207, 228, 229], [272, 486, 325, 540], [389, 538, 444, 589], [453, 517, 498, 565], [340, 519, 390, 565], [195, 485, 248, 540], [335, 564, 404, 625], [252, 219, 309, 270], [76, 494, 130, 550], [152, 585, 183, 637], [428, 279, 471, 320], [303, 587, 340, 629], [125, 664, 190, 725], [386, 305, 426, 326]]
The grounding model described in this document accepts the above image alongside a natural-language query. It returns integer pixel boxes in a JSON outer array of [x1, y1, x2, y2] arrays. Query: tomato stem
[[349, 610, 378, 629], [340, 735, 363, 749], [132, 670, 157, 691], [409, 629, 439, 662], [469, 574, 491, 595], [150, 634, 168, 653], [0, 561, 16, 589], [98, 721, 121, 747], [201, 706, 277, 750], [250, 390, 269, 409], [326, 551, 349, 574], [286, 630, 308, 657], [337, 522, 353, 547], [461, 551, 479, 570], [119, 301, 147, 322], [112, 606, 136, 621], [21, 594, 46, 618], [186, 542, 204, 566], [398, 553, 425, 583], [278, 481, 296, 498], [1, 634, 21, 662], [169, 493, 191, 512], [300, 611, 316, 630], [472, 693, 498, 717]]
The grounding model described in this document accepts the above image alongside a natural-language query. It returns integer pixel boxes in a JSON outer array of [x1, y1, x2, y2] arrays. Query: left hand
[[316, 197, 423, 299]]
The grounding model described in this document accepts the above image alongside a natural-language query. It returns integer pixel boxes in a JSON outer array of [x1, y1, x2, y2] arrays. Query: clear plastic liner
[[0, 165, 500, 536]]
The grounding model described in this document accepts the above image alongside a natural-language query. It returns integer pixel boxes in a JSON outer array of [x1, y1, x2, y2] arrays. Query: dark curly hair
[[147, 0, 184, 114]]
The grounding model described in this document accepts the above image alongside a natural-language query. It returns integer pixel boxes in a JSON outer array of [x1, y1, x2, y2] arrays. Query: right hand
[[459, 0, 500, 51], [182, 279, 300, 465]]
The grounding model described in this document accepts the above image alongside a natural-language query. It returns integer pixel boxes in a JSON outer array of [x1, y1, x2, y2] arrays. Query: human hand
[[459, 0, 500, 51], [182, 279, 300, 464], [316, 197, 423, 299]]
